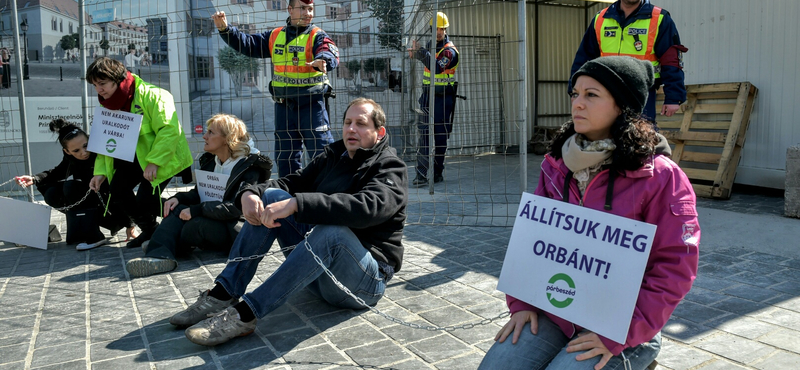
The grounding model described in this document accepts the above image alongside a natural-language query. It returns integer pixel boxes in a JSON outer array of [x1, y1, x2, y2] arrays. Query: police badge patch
[[604, 31, 616, 37], [329, 44, 339, 58]]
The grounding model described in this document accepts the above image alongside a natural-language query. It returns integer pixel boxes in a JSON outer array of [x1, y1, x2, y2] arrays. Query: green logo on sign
[[106, 138, 117, 153], [546, 273, 576, 308]]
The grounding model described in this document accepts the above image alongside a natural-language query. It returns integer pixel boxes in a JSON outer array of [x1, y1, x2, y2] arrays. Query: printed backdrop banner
[[497, 193, 657, 344], [196, 170, 229, 203], [87, 106, 142, 162], [25, 97, 86, 142]]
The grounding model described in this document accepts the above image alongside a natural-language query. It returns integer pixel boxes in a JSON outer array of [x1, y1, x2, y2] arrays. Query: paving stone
[[770, 281, 800, 296], [742, 252, 792, 265], [217, 347, 282, 368], [212, 331, 269, 357], [257, 312, 310, 335], [90, 354, 151, 370], [142, 322, 186, 344], [694, 332, 775, 363], [672, 300, 729, 324], [694, 359, 751, 370], [728, 271, 784, 289], [720, 283, 782, 302], [705, 315, 778, 339], [701, 252, 743, 266], [710, 296, 771, 316], [30, 359, 86, 370], [0, 343, 30, 364], [149, 337, 209, 361], [754, 307, 800, 332], [447, 322, 502, 346], [692, 275, 741, 292], [324, 323, 388, 350], [661, 317, 715, 344], [393, 293, 451, 313], [90, 323, 141, 342], [152, 352, 217, 370], [0, 328, 32, 346], [344, 339, 413, 368], [382, 321, 448, 345], [758, 328, 800, 354], [773, 296, 800, 313], [752, 350, 800, 370], [433, 352, 484, 370], [35, 327, 87, 348], [406, 334, 472, 362], [655, 339, 713, 370], [90, 335, 146, 362], [31, 340, 85, 368], [282, 343, 349, 367], [418, 305, 480, 328], [684, 286, 729, 305]]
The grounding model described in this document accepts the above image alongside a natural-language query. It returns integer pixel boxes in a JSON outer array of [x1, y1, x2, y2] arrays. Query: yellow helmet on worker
[[430, 12, 450, 28]]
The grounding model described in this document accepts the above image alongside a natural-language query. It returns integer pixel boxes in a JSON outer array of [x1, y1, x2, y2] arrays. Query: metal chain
[[225, 230, 510, 331], [1, 178, 113, 215]]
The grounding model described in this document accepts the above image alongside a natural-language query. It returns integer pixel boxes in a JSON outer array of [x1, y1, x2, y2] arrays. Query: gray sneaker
[[185, 306, 256, 346], [169, 290, 238, 327], [126, 257, 177, 277]]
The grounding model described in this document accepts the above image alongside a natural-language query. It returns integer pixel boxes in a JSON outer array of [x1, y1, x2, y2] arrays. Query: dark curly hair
[[549, 109, 660, 172], [48, 118, 88, 149]]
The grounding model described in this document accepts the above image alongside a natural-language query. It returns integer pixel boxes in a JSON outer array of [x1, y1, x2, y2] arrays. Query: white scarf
[[561, 134, 615, 194]]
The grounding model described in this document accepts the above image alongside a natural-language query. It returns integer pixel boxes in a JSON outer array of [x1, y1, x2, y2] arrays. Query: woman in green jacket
[[87, 57, 193, 248]]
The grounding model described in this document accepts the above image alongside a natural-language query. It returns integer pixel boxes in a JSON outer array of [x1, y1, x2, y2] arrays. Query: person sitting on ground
[[478, 56, 700, 370], [125, 114, 272, 277], [87, 57, 193, 249], [15, 119, 135, 250], [168, 98, 407, 347]]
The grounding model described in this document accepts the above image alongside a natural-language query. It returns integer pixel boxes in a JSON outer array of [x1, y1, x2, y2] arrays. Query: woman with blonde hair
[[126, 114, 272, 277]]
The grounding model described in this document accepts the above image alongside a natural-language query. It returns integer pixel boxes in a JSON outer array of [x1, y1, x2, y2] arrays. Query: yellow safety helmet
[[430, 12, 450, 28]]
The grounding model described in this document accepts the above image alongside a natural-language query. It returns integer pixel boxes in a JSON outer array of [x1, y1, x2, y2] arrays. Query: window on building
[[160, 23, 167, 35], [52, 16, 57, 31], [160, 41, 168, 51], [330, 33, 353, 49], [269, 1, 283, 10], [69, 22, 73, 34], [192, 56, 214, 78], [359, 26, 370, 45], [232, 0, 254, 6], [60, 19, 63, 33], [327, 6, 337, 20]]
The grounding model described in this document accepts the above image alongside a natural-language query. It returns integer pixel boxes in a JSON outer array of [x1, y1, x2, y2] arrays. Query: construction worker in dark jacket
[[570, 0, 687, 122], [409, 12, 460, 186], [212, 0, 339, 177]]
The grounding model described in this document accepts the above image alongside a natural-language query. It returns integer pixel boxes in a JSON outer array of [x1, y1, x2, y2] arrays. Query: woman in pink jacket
[[479, 56, 700, 370]]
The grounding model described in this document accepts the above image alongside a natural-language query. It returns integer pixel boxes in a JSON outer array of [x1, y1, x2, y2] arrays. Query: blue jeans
[[478, 314, 661, 370], [215, 188, 387, 319]]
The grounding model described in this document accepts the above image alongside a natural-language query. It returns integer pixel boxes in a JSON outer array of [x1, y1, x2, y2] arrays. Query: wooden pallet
[[656, 82, 758, 199]]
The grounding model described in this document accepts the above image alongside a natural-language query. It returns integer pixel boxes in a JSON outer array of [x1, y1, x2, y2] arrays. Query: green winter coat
[[94, 74, 192, 188]]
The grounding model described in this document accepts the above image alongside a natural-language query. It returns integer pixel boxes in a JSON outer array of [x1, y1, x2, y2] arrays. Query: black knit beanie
[[570, 56, 655, 116]]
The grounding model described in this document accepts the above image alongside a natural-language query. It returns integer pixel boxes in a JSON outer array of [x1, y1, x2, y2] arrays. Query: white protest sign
[[497, 192, 657, 344], [87, 106, 142, 162], [195, 170, 229, 203], [0, 197, 51, 250], [25, 97, 85, 142]]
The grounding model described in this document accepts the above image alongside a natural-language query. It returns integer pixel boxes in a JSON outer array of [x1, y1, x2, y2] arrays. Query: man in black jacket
[[169, 98, 408, 346]]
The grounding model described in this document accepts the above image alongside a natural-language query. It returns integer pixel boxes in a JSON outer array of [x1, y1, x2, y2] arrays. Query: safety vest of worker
[[423, 42, 459, 86], [268, 26, 328, 88], [594, 6, 663, 78]]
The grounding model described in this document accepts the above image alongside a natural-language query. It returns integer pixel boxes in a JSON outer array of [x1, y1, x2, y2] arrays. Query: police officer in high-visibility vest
[[409, 12, 460, 187], [570, 0, 687, 122], [212, 0, 338, 177]]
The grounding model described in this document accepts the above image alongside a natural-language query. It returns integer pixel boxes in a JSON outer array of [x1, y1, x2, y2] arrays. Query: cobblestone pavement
[[1, 167, 798, 369]]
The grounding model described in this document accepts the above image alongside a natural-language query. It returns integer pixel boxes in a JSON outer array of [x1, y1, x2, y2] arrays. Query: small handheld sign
[[497, 192, 656, 344], [0, 197, 51, 250], [87, 106, 142, 162], [195, 170, 230, 203]]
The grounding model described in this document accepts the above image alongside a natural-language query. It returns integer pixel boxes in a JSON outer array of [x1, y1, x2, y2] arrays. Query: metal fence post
[[11, 0, 33, 202]]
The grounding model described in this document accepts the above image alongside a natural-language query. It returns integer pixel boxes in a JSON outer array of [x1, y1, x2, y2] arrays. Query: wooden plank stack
[[656, 82, 758, 199]]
